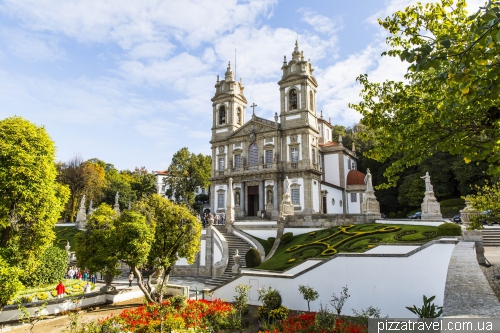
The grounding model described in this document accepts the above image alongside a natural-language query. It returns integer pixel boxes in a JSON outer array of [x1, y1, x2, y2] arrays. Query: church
[[208, 42, 369, 220]]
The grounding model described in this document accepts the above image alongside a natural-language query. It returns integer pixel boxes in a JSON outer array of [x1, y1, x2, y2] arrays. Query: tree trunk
[[133, 266, 155, 303]]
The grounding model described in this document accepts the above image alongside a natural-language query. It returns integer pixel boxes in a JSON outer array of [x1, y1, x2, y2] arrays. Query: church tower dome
[[210, 61, 247, 140], [278, 41, 319, 131]]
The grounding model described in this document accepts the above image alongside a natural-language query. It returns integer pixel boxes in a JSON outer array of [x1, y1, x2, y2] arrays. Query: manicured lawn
[[256, 223, 439, 271], [54, 226, 81, 250]]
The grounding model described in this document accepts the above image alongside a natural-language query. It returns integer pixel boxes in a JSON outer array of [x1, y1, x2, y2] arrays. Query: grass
[[54, 226, 81, 250], [256, 223, 439, 271]]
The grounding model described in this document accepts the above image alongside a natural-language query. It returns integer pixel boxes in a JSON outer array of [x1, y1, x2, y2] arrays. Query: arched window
[[248, 143, 258, 165], [237, 107, 242, 125], [219, 105, 226, 125], [289, 89, 297, 110], [309, 91, 314, 110]]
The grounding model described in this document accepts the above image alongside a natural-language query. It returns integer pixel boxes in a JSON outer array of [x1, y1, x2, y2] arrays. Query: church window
[[289, 89, 297, 110], [237, 108, 242, 125], [219, 157, 225, 171], [218, 193, 224, 208], [291, 189, 300, 205], [347, 158, 351, 170], [234, 154, 241, 167], [309, 91, 314, 110], [249, 143, 258, 165], [291, 147, 299, 163], [265, 150, 273, 163], [219, 105, 226, 125], [351, 193, 357, 202], [312, 149, 316, 164]]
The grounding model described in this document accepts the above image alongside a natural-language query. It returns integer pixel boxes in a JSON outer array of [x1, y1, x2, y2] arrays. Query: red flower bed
[[99, 298, 235, 332], [259, 312, 367, 333]]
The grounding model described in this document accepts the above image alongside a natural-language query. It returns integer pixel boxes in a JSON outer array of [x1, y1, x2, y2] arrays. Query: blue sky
[[0, 0, 484, 171]]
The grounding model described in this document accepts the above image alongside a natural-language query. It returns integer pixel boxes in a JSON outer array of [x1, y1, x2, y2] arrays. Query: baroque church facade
[[209, 42, 366, 220]]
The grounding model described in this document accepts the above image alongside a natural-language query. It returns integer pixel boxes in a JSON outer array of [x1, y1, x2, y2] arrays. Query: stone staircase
[[205, 225, 252, 286], [482, 228, 500, 246]]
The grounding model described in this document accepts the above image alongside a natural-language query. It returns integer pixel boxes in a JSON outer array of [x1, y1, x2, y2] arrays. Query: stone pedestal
[[280, 193, 294, 218], [361, 190, 380, 216], [460, 198, 478, 229], [421, 191, 442, 220], [463, 230, 486, 265], [75, 207, 86, 229]]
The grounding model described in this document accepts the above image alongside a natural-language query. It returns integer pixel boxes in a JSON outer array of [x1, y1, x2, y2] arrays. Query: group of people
[[65, 266, 97, 284], [200, 212, 225, 228]]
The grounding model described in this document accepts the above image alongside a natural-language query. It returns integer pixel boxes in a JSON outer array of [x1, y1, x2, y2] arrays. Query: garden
[[8, 279, 96, 305], [54, 226, 81, 250], [254, 223, 450, 271]]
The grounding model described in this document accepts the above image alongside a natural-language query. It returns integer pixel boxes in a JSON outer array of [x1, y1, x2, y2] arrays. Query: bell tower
[[211, 62, 247, 139], [278, 41, 318, 130]]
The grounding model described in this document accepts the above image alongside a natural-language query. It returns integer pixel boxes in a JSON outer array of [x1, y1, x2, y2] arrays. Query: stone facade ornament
[[361, 168, 380, 216], [460, 196, 478, 228], [291, 134, 297, 142], [420, 172, 442, 220], [219, 145, 225, 153]]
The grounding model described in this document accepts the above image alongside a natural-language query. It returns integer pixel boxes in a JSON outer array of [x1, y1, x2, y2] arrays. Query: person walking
[[83, 269, 89, 281], [56, 281, 65, 299], [128, 272, 134, 287]]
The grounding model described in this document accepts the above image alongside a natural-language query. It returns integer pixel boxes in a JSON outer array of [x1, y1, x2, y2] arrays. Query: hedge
[[281, 232, 293, 244], [437, 223, 462, 236], [245, 248, 262, 268]]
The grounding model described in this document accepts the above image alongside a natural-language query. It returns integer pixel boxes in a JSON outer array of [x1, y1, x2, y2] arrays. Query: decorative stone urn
[[460, 197, 479, 229]]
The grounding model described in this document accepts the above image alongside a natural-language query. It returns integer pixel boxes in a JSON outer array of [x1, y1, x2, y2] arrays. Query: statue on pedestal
[[361, 169, 380, 216], [280, 176, 294, 217], [420, 172, 442, 220]]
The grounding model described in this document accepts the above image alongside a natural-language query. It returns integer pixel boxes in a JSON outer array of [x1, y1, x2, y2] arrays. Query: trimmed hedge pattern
[[437, 223, 462, 236]]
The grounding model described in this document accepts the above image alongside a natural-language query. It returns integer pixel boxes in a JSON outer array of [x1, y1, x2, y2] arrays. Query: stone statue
[[364, 169, 373, 192], [284, 176, 291, 195], [115, 192, 119, 205], [267, 189, 273, 204], [420, 172, 433, 192], [79, 194, 86, 209], [235, 192, 240, 206], [88, 199, 93, 215]]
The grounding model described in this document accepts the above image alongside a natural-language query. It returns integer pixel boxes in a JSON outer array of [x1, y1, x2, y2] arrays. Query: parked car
[[381, 213, 387, 219], [408, 212, 422, 219], [452, 214, 461, 223]]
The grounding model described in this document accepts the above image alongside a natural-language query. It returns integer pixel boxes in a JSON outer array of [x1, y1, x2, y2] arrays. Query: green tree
[[74, 204, 121, 277], [298, 285, 319, 312], [20, 246, 68, 287], [127, 167, 157, 199], [57, 156, 107, 221], [165, 148, 211, 205], [350, 0, 500, 187], [0, 116, 69, 308], [103, 168, 136, 209]]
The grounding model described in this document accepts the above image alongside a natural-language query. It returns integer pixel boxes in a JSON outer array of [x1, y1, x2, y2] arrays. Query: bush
[[269, 306, 289, 321], [437, 223, 462, 236], [21, 246, 68, 287], [245, 248, 261, 268], [267, 237, 276, 247], [281, 232, 294, 244]]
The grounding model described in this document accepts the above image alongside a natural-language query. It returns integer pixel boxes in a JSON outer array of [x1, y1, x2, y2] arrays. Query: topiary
[[437, 223, 462, 236], [267, 237, 276, 247], [245, 248, 262, 268], [281, 232, 294, 244]]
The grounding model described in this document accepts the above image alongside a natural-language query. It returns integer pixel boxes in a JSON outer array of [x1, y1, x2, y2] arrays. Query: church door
[[322, 196, 327, 214], [247, 185, 259, 216]]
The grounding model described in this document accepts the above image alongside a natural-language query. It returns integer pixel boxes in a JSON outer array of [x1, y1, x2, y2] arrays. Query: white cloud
[[298, 8, 341, 35], [0, 0, 277, 50], [0, 28, 65, 62], [135, 119, 177, 138], [127, 41, 175, 59]]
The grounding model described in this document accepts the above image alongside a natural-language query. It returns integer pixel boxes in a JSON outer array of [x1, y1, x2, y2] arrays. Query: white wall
[[324, 154, 339, 186], [242, 229, 278, 240], [348, 192, 361, 214], [321, 184, 343, 214], [312, 179, 319, 213], [212, 243, 456, 318]]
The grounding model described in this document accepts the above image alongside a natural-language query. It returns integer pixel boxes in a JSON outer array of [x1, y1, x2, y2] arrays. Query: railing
[[291, 162, 298, 168], [218, 171, 224, 176], [244, 165, 259, 171], [263, 164, 273, 169]]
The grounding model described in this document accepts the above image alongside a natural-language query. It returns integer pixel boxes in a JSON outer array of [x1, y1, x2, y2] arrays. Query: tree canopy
[[0, 116, 69, 308], [74, 195, 201, 303], [165, 147, 211, 205], [350, 0, 500, 187]]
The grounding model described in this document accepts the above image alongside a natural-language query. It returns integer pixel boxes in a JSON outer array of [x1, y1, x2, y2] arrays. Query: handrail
[[211, 226, 229, 277]]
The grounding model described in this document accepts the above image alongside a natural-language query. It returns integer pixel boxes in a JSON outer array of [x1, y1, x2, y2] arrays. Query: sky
[[0, 0, 485, 171]]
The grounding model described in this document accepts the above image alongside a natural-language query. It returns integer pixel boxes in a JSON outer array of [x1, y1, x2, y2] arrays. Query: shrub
[[267, 237, 276, 247], [437, 223, 462, 236], [269, 306, 289, 321], [258, 286, 282, 312], [281, 232, 294, 244], [21, 246, 68, 287], [245, 248, 261, 268]]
